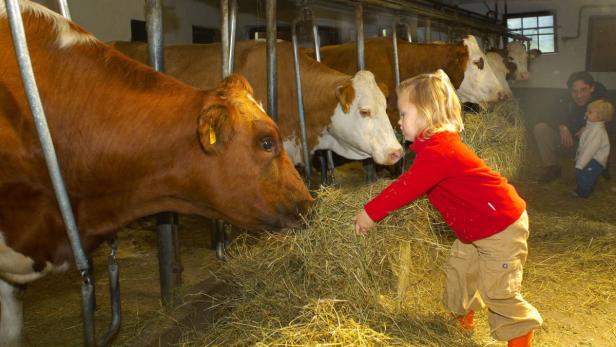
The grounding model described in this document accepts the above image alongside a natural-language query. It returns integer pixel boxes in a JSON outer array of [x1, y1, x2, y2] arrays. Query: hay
[[462, 99, 526, 179], [179, 101, 534, 346], [181, 186, 468, 346]]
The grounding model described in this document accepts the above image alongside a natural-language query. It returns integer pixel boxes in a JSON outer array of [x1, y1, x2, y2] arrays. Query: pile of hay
[[462, 99, 526, 179], [181, 101, 527, 345]]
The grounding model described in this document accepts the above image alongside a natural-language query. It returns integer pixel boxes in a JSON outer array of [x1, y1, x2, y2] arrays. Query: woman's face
[[397, 91, 424, 141]]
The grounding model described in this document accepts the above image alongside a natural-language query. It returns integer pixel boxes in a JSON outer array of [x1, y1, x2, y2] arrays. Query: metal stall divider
[[300, 4, 336, 187], [291, 7, 313, 188], [144, 0, 184, 308], [214, 0, 238, 261], [354, 1, 378, 183], [266, 0, 278, 122], [5, 0, 120, 345]]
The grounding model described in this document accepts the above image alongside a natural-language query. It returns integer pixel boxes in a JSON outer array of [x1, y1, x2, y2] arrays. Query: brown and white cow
[[111, 40, 404, 167], [487, 41, 541, 81], [0, 1, 312, 344], [486, 51, 514, 97], [315, 36, 511, 113]]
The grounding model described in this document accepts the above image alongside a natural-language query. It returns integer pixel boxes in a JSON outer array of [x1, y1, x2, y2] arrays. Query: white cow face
[[507, 41, 541, 80], [317, 71, 403, 165], [457, 35, 512, 104], [485, 52, 513, 98]]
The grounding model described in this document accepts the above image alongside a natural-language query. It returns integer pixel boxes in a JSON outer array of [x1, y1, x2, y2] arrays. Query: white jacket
[[575, 121, 610, 169]]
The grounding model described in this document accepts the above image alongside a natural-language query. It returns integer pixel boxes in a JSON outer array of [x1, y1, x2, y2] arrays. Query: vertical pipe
[[229, 0, 237, 73], [266, 0, 277, 122], [425, 18, 431, 42], [409, 15, 418, 42], [355, 2, 365, 70], [392, 19, 400, 87], [146, 0, 182, 307], [291, 19, 312, 187], [312, 21, 320, 62], [220, 0, 230, 79], [55, 0, 71, 19]]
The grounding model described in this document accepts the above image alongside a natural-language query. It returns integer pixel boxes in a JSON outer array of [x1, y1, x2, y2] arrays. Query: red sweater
[[364, 131, 525, 243]]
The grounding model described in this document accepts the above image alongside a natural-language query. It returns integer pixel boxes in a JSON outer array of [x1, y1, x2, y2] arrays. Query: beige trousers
[[442, 210, 543, 341]]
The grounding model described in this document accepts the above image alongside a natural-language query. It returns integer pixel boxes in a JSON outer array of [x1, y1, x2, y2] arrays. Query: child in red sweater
[[353, 70, 542, 346]]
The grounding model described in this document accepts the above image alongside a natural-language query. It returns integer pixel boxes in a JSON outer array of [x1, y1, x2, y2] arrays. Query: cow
[[487, 41, 541, 81], [314, 36, 511, 116], [0, 1, 313, 345], [486, 51, 514, 98], [111, 40, 404, 167]]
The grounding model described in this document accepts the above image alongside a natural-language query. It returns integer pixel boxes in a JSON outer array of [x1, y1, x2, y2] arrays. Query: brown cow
[[0, 1, 312, 344], [112, 40, 404, 167]]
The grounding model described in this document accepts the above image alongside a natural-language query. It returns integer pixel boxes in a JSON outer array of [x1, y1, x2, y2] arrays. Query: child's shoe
[[508, 330, 534, 347], [455, 310, 475, 334]]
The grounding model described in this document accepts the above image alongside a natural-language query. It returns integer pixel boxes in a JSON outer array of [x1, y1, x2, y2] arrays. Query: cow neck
[[296, 53, 351, 150], [397, 41, 468, 89], [31, 38, 208, 232]]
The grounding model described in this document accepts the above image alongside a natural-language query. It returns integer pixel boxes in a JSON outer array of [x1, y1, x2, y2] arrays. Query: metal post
[[409, 15, 418, 42], [146, 0, 182, 307], [308, 10, 335, 186], [291, 18, 312, 187], [354, 1, 376, 182], [266, 0, 278, 122], [355, 2, 365, 70], [425, 17, 431, 42], [96, 239, 121, 347], [228, 0, 237, 73], [220, 0, 230, 79], [392, 19, 400, 87], [55, 0, 71, 19]]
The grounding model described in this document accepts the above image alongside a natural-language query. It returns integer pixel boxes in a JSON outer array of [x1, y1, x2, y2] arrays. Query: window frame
[[504, 11, 558, 54]]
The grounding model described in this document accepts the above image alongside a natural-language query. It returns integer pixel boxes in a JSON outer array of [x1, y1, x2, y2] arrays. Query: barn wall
[[460, 0, 616, 90]]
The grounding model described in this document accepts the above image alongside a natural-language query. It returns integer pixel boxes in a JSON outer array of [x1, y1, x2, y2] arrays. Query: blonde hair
[[587, 99, 614, 122], [397, 69, 463, 138]]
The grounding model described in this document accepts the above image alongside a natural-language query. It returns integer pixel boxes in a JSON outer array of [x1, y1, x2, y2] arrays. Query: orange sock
[[456, 310, 475, 332], [508, 330, 534, 347]]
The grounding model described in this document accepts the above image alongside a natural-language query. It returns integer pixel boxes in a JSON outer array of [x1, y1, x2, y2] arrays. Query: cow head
[[457, 35, 512, 104], [507, 41, 541, 80], [485, 51, 514, 99], [194, 74, 313, 229], [319, 70, 402, 165]]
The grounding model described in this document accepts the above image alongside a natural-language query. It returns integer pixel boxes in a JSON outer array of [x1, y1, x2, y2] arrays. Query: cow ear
[[197, 104, 235, 154], [377, 82, 389, 99], [473, 57, 484, 70], [335, 81, 355, 114], [221, 73, 254, 95]]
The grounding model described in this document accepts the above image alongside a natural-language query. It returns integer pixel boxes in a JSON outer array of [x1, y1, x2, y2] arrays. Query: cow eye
[[360, 109, 371, 117], [260, 136, 274, 152]]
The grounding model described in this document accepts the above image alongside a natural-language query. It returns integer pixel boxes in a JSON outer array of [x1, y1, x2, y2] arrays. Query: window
[[506, 12, 556, 53]]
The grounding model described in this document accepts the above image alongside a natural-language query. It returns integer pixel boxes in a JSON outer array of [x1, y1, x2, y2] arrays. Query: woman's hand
[[559, 125, 574, 148], [352, 209, 375, 235]]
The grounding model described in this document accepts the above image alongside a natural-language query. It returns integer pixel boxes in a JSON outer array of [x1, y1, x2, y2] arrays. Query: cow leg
[[0, 279, 22, 347]]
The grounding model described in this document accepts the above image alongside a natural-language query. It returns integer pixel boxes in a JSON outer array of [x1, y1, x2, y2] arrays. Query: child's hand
[[352, 209, 375, 235]]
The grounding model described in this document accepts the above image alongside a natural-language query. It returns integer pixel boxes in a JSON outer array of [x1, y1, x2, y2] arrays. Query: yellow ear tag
[[209, 127, 217, 144]]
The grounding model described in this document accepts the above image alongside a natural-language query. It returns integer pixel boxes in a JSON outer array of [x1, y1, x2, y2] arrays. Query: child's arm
[[353, 148, 448, 234]]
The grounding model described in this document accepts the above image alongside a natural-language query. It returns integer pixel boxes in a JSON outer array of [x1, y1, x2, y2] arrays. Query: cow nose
[[295, 197, 314, 216], [497, 90, 511, 100], [520, 71, 529, 80], [388, 148, 403, 165]]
